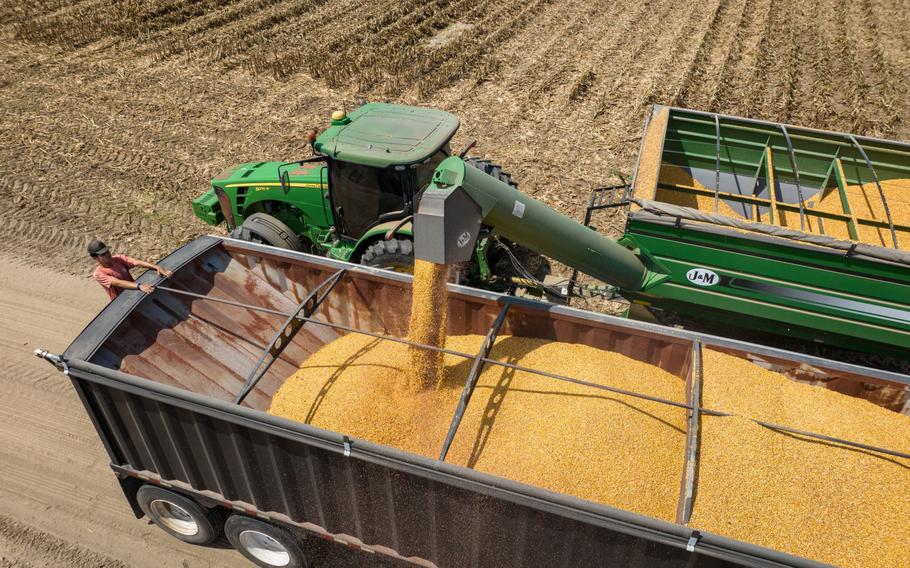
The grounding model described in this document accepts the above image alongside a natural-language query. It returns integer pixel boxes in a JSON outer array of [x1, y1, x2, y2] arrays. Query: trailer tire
[[225, 515, 308, 568], [360, 238, 414, 273], [236, 213, 303, 251], [136, 485, 223, 545]]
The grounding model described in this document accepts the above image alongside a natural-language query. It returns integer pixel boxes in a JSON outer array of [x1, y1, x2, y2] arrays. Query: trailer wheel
[[225, 515, 308, 568], [136, 485, 223, 545], [236, 213, 303, 251]]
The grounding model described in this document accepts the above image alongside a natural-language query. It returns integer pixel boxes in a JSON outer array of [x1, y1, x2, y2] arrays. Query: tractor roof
[[314, 103, 459, 167]]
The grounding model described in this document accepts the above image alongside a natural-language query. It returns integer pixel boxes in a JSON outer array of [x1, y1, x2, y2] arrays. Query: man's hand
[[156, 267, 173, 278], [138, 283, 155, 294]]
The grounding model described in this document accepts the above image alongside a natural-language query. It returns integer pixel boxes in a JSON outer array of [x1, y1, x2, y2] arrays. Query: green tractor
[[192, 102, 547, 290]]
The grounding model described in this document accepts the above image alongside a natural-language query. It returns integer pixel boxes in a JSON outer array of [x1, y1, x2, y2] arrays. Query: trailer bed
[[53, 236, 909, 567]]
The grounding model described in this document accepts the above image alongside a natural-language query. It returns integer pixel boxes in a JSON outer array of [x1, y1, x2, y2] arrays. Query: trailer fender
[[115, 473, 145, 519]]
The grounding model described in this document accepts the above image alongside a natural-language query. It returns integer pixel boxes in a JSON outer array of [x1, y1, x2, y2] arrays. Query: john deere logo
[[686, 268, 719, 286], [456, 231, 471, 248]]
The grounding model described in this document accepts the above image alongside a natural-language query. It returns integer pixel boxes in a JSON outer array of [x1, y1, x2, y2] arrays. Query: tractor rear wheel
[[234, 213, 303, 251], [360, 238, 414, 273], [464, 157, 518, 188]]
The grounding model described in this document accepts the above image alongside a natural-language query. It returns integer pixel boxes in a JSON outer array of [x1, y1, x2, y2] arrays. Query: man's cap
[[88, 239, 110, 256]]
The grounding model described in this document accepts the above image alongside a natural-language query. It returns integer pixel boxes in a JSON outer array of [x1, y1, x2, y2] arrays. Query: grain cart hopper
[[415, 107, 910, 361], [34, 236, 910, 567]]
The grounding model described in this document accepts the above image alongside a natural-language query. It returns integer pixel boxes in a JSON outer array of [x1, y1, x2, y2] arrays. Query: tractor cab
[[314, 103, 457, 243]]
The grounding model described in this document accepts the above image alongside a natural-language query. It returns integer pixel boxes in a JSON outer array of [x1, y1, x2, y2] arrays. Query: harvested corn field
[[269, 333, 688, 521], [269, 336, 910, 566], [4, 0, 910, 272]]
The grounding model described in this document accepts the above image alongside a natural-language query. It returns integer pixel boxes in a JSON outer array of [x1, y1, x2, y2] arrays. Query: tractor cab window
[[330, 161, 407, 239], [413, 147, 450, 194]]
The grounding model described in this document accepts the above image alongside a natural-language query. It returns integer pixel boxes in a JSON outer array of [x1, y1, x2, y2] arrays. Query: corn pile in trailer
[[270, 333, 910, 568], [654, 165, 910, 248]]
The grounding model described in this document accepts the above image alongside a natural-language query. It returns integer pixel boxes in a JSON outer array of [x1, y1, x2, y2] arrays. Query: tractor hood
[[211, 161, 326, 190], [314, 103, 459, 167]]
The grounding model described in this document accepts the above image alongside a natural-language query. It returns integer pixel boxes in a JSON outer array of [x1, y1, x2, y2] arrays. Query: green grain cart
[[413, 105, 910, 365], [620, 106, 910, 360]]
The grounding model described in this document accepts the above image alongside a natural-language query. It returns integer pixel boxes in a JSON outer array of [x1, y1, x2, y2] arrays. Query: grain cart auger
[[414, 155, 665, 293]]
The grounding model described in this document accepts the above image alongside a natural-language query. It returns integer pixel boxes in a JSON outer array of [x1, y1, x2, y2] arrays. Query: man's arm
[[109, 277, 154, 294], [96, 270, 154, 294], [124, 257, 173, 278]]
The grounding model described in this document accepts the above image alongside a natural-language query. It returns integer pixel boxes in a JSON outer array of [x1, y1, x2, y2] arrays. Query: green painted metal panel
[[624, 219, 910, 355], [661, 109, 910, 186]]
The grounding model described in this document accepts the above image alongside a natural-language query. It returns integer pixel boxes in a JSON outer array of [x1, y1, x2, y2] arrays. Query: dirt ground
[[0, 256, 244, 567], [1, 0, 910, 565]]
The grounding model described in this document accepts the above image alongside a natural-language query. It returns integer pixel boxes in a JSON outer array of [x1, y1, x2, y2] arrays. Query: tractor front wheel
[[233, 213, 303, 251], [360, 238, 414, 273]]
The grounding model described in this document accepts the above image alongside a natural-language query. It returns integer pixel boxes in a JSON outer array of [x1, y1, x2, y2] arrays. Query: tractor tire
[[136, 485, 223, 546], [360, 238, 414, 273], [235, 213, 303, 251], [464, 157, 518, 188]]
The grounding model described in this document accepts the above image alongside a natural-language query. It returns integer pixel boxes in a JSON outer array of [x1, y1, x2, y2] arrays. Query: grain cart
[[37, 236, 909, 568], [191, 103, 544, 291], [621, 106, 910, 359], [414, 106, 910, 362]]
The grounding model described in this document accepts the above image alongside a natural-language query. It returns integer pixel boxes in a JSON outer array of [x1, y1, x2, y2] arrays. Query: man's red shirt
[[93, 254, 138, 300]]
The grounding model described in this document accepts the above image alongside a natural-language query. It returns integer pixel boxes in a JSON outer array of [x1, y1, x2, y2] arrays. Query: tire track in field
[[670, 0, 747, 110], [411, 0, 549, 97], [847, 0, 904, 137], [604, 0, 719, 154], [709, 0, 772, 117], [238, 0, 359, 77], [831, 0, 873, 134], [142, 0, 274, 60], [737, 0, 799, 122]]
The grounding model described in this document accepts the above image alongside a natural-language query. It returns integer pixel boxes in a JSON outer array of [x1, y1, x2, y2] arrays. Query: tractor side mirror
[[305, 129, 318, 155], [280, 169, 291, 194]]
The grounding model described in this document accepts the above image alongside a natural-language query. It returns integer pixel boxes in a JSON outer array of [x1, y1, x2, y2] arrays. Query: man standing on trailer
[[88, 239, 172, 300]]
